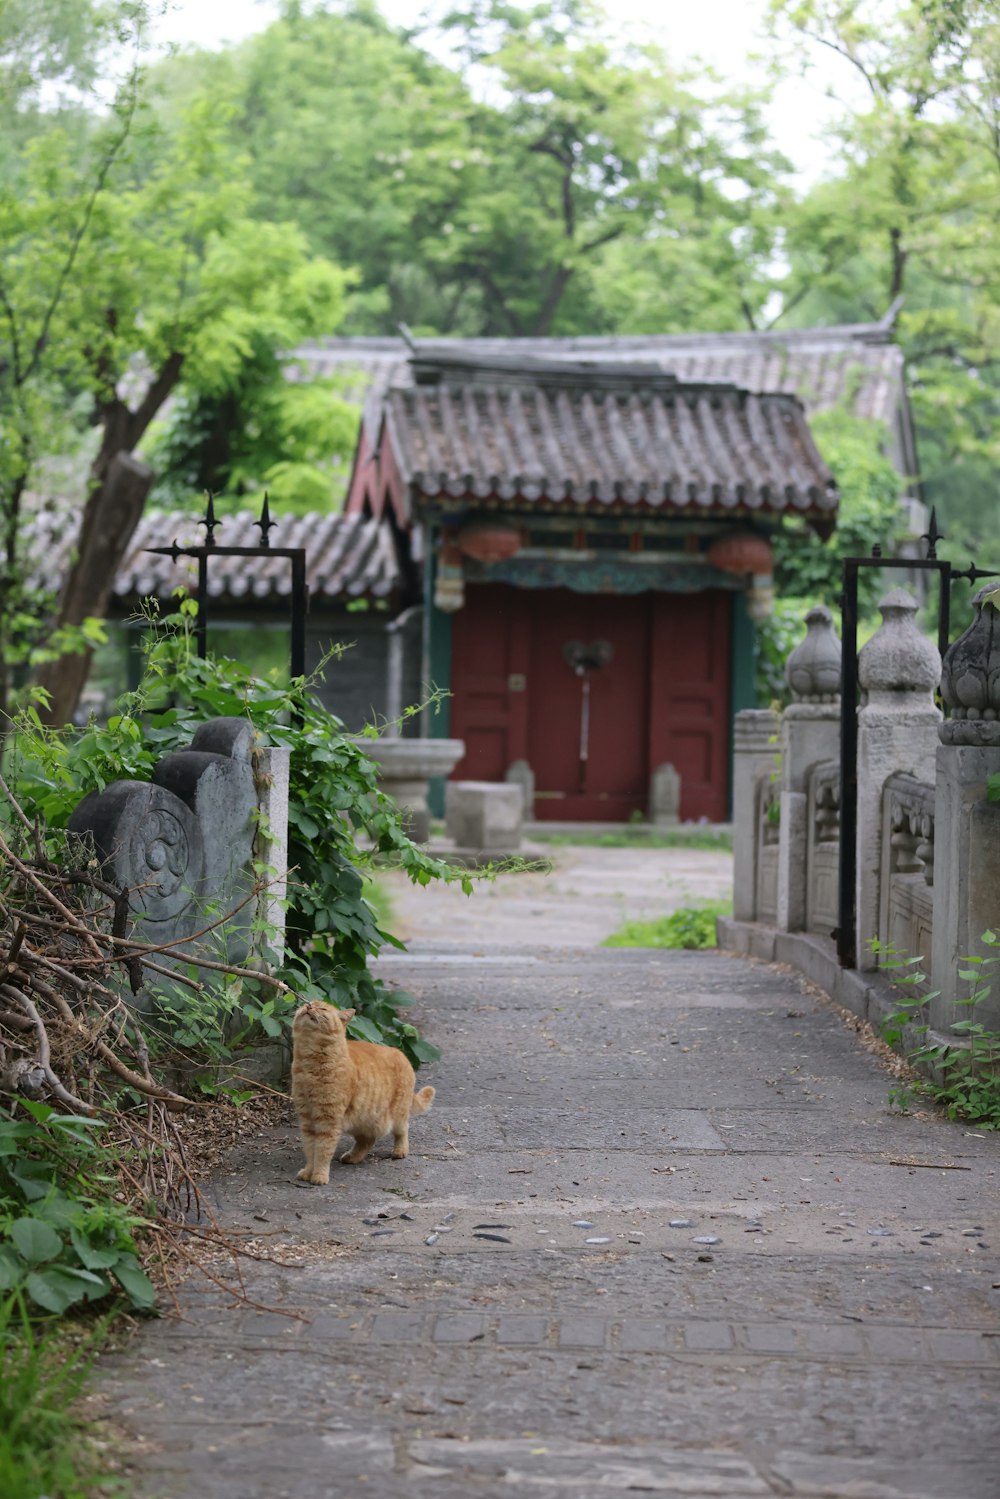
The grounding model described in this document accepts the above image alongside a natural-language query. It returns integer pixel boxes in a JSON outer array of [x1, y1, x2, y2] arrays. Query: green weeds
[[531, 827, 732, 852], [602, 899, 732, 950], [875, 934, 1000, 1127], [0, 1293, 118, 1499]]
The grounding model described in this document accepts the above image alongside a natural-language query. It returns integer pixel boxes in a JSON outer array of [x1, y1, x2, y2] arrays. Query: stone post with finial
[[732, 707, 781, 922], [930, 580, 1000, 1030], [855, 589, 942, 970], [776, 605, 843, 932]]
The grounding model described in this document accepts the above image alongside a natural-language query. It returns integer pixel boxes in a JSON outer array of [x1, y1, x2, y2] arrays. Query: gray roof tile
[[293, 321, 904, 426], [24, 509, 400, 605], [382, 377, 836, 517]]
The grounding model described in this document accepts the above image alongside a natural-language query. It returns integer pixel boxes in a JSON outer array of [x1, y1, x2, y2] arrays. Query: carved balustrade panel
[[755, 772, 780, 924], [806, 759, 840, 937], [878, 772, 935, 980]]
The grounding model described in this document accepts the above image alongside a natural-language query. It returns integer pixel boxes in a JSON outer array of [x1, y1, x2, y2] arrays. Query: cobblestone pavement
[[99, 851, 1000, 1498]]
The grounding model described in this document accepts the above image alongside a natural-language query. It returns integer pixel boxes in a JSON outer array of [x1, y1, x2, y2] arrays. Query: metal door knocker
[[562, 640, 614, 791]]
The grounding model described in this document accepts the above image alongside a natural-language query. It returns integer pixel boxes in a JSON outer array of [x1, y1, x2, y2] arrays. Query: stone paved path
[[100, 850, 1000, 1497]]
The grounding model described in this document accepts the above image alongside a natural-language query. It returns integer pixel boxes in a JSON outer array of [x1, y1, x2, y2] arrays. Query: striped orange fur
[[291, 1001, 435, 1185]]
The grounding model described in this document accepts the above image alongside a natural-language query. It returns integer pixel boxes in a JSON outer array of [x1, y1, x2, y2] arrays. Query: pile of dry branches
[[0, 776, 299, 1311]]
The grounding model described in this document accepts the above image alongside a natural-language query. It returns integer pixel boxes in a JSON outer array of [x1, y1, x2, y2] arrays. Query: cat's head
[[293, 1001, 356, 1037]]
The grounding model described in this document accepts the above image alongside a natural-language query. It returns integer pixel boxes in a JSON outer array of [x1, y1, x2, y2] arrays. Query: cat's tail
[[411, 1085, 436, 1116]]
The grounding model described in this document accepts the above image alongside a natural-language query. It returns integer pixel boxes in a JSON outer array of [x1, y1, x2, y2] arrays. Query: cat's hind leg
[[390, 1119, 409, 1160], [340, 1132, 377, 1164]]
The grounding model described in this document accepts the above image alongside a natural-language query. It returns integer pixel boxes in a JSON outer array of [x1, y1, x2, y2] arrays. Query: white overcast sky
[[151, 0, 858, 182]]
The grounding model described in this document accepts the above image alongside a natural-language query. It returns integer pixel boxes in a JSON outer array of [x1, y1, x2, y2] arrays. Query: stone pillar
[[732, 708, 780, 921], [930, 581, 1000, 1031], [776, 605, 841, 932], [648, 763, 681, 827], [855, 590, 941, 969]]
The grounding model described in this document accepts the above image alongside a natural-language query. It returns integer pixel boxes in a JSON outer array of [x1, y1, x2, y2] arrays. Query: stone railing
[[723, 580, 1000, 1049], [879, 772, 934, 981]]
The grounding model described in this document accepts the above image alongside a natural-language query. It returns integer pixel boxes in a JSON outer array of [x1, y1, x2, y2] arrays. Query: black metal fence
[[145, 494, 309, 685]]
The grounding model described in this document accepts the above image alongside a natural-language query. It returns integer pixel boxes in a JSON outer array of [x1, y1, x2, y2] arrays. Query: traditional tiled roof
[[291, 320, 907, 427], [23, 509, 400, 605], [379, 363, 837, 520]]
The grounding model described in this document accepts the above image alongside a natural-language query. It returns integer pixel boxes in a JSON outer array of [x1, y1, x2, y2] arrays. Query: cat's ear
[[340, 1007, 356, 1022]]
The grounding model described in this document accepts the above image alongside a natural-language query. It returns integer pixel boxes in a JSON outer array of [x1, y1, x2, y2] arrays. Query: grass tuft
[[602, 899, 732, 950], [0, 1295, 116, 1498]]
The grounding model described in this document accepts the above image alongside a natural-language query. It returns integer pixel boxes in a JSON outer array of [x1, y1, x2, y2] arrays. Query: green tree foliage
[[433, 0, 788, 335], [772, 410, 904, 604], [0, 3, 352, 723], [767, 0, 1000, 568], [757, 409, 904, 702], [152, 0, 789, 338]]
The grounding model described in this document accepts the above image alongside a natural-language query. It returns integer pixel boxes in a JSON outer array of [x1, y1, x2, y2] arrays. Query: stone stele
[[68, 717, 259, 965]]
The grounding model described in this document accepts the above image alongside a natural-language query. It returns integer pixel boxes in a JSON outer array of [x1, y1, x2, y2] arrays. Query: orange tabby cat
[[291, 1001, 435, 1185]]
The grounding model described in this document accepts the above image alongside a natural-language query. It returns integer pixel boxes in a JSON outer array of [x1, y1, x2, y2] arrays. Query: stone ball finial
[[784, 604, 842, 702], [858, 588, 940, 702], [939, 579, 1000, 745]]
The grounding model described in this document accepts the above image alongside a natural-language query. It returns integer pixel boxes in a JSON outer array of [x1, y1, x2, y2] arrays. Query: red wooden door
[[449, 585, 528, 781], [527, 592, 650, 820], [648, 591, 731, 822], [449, 585, 731, 821]]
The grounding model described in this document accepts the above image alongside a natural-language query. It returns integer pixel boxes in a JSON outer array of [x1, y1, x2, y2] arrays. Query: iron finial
[[871, 542, 883, 559], [256, 493, 275, 549], [200, 493, 218, 549], [922, 505, 944, 560]]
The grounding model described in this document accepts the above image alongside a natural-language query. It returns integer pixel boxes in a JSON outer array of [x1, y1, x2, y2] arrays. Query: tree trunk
[[34, 451, 154, 726]]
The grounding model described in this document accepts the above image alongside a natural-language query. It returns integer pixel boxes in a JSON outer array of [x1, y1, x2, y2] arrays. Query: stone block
[[648, 763, 680, 826], [682, 1321, 734, 1352], [371, 1312, 426, 1343], [557, 1316, 607, 1349], [505, 759, 535, 819], [864, 1325, 926, 1360], [445, 781, 523, 851], [744, 1323, 800, 1354], [748, 927, 777, 962], [496, 1315, 548, 1346], [432, 1313, 486, 1344], [803, 1323, 864, 1357], [773, 932, 838, 998], [618, 1320, 675, 1352], [717, 917, 752, 954], [834, 968, 872, 1022]]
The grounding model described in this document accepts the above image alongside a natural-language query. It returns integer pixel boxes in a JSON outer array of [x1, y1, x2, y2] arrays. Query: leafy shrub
[[602, 900, 731, 950], [13, 601, 472, 1068], [875, 934, 1000, 1127], [0, 1102, 153, 1315]]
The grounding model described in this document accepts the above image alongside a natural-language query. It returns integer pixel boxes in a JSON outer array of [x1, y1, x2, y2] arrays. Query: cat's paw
[[390, 1147, 409, 1160], [296, 1168, 329, 1185]]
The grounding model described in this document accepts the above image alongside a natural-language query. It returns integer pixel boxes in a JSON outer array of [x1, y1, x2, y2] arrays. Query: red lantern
[[456, 521, 522, 564], [707, 533, 773, 576]]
